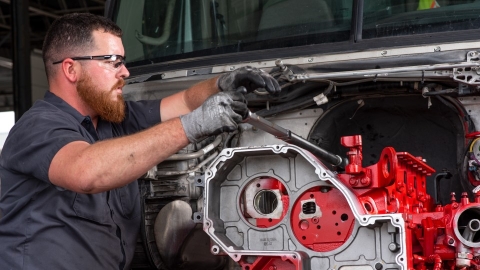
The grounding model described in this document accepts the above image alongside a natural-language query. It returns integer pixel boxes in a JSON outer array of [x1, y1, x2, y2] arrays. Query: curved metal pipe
[[166, 135, 222, 161], [156, 151, 219, 177]]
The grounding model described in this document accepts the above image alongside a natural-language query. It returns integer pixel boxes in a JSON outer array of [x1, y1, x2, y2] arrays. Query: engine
[[127, 50, 480, 270], [203, 135, 480, 270]]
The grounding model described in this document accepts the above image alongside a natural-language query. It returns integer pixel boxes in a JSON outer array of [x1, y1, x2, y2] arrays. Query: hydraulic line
[[156, 151, 219, 177], [165, 135, 222, 161]]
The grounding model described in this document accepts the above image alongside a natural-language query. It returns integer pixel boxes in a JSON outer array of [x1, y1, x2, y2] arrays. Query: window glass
[[114, 0, 352, 65], [362, 0, 480, 39]]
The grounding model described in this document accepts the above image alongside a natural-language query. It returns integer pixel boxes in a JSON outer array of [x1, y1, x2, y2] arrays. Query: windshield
[[112, 0, 480, 66]]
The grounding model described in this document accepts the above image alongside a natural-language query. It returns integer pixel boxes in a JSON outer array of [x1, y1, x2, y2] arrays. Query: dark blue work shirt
[[0, 91, 161, 269]]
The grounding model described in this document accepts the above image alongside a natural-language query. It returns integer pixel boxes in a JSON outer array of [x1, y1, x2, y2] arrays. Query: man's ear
[[62, 59, 79, 83]]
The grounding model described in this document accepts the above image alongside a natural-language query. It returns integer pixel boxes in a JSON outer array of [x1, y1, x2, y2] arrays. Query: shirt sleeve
[[119, 99, 161, 134], [2, 108, 90, 183]]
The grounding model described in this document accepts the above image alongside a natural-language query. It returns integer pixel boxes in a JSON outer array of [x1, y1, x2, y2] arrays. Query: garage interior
[[0, 0, 105, 148]]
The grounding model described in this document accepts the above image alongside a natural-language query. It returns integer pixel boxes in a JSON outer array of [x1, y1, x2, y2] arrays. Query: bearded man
[[0, 13, 280, 269]]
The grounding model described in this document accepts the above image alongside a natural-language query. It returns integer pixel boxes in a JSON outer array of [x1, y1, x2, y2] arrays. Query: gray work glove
[[217, 66, 281, 95], [180, 89, 248, 143]]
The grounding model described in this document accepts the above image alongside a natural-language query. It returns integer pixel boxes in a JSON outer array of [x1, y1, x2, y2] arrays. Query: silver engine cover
[[203, 144, 408, 270]]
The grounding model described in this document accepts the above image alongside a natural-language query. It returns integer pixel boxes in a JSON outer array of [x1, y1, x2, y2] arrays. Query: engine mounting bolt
[[388, 242, 399, 252], [451, 192, 457, 202], [360, 177, 370, 185], [349, 178, 358, 186], [452, 202, 458, 209], [375, 262, 383, 270], [312, 217, 319, 224]]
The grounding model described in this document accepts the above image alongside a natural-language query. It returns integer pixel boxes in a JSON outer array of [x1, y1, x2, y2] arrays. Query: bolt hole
[[335, 223, 338, 226], [332, 210, 336, 215], [317, 225, 321, 229], [337, 231, 341, 235], [256, 183, 261, 188], [341, 214, 349, 221], [302, 236, 306, 240], [364, 202, 372, 212], [310, 194, 314, 198]]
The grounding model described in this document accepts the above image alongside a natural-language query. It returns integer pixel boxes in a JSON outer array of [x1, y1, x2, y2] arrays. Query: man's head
[[43, 13, 122, 79], [43, 13, 129, 123]]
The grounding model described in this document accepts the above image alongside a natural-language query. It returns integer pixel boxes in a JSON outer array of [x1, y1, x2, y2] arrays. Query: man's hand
[[180, 89, 248, 143], [217, 66, 281, 95]]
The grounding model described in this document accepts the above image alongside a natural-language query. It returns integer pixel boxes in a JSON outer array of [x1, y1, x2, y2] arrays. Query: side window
[[115, 0, 352, 64], [363, 0, 480, 39]]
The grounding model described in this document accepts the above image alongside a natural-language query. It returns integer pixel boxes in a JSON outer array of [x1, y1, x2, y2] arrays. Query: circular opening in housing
[[457, 207, 480, 243], [254, 190, 279, 215], [240, 177, 288, 229]]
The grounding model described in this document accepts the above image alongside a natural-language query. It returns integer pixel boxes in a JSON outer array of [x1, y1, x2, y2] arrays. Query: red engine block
[[237, 135, 480, 270], [338, 135, 480, 270]]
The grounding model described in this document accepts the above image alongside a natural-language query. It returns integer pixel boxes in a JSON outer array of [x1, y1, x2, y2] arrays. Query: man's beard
[[77, 73, 126, 123]]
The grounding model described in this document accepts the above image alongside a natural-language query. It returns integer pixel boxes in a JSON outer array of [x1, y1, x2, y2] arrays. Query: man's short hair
[[42, 13, 122, 78]]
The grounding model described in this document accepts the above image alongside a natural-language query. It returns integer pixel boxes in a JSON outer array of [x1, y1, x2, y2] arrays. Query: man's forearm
[[160, 77, 220, 121], [183, 76, 220, 111]]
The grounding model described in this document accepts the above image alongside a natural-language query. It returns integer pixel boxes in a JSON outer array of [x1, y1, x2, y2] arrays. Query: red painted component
[[233, 135, 480, 269], [337, 135, 480, 270], [290, 186, 355, 252]]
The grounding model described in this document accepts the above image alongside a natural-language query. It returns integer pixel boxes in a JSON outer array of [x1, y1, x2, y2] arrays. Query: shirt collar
[[43, 91, 90, 124]]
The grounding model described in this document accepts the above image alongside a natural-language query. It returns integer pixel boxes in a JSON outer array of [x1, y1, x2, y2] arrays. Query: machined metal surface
[[203, 145, 407, 269]]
